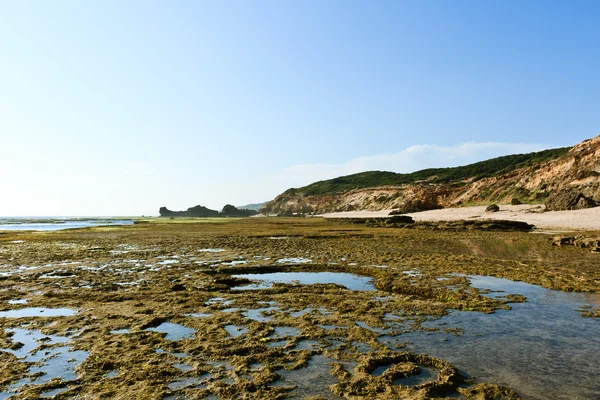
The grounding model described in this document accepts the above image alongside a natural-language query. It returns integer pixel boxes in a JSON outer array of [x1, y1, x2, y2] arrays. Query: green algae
[[1, 218, 599, 399]]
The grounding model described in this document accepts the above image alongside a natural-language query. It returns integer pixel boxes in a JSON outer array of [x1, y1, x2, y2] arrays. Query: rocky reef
[[159, 204, 258, 218]]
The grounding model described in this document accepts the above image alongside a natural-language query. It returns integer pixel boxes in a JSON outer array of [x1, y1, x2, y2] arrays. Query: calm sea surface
[[0, 217, 134, 231]]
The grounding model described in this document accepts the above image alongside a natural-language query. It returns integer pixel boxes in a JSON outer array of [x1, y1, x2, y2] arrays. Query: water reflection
[[394, 276, 600, 400]]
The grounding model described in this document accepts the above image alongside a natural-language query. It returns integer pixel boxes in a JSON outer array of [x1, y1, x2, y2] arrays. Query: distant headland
[[159, 204, 258, 218]]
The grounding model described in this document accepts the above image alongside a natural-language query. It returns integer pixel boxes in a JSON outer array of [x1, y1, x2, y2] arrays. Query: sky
[[1, 1, 598, 216]]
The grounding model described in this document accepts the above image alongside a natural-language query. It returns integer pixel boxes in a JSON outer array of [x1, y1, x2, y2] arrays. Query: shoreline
[[320, 204, 600, 232]]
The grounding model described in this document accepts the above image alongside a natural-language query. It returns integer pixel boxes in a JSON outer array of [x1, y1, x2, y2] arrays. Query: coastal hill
[[160, 204, 258, 217], [263, 135, 600, 215]]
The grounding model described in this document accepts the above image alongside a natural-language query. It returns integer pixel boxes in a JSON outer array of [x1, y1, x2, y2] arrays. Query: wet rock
[[579, 305, 600, 318], [159, 205, 220, 217], [510, 198, 522, 205], [213, 277, 252, 287], [544, 189, 597, 211], [551, 235, 600, 251], [417, 220, 533, 232], [9, 341, 24, 350], [551, 236, 575, 247], [365, 216, 415, 227], [485, 204, 500, 213], [458, 382, 519, 399], [387, 215, 415, 224], [329, 216, 414, 226], [220, 204, 259, 217]]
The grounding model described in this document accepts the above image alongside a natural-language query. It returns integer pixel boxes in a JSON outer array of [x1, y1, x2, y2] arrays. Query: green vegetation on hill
[[287, 147, 571, 196]]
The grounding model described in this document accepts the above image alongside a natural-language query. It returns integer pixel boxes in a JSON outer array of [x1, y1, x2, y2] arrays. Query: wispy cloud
[[125, 161, 153, 176], [273, 142, 548, 191]]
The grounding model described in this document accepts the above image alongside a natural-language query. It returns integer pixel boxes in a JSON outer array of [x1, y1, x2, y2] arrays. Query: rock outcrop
[[159, 205, 258, 218], [159, 205, 219, 217], [544, 189, 597, 211]]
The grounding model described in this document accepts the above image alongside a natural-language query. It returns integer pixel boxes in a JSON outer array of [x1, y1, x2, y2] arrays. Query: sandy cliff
[[263, 136, 600, 214]]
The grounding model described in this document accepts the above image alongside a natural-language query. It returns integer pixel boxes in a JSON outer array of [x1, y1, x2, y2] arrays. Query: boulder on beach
[[544, 190, 597, 211], [486, 204, 500, 212]]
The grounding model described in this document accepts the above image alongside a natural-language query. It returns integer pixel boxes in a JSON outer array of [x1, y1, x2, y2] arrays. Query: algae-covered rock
[[459, 382, 520, 399], [551, 235, 600, 251], [486, 204, 500, 213], [387, 215, 415, 224], [544, 189, 596, 211], [418, 219, 533, 232]]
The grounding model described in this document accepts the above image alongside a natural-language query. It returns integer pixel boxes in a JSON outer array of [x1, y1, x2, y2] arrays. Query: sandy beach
[[320, 204, 600, 232]]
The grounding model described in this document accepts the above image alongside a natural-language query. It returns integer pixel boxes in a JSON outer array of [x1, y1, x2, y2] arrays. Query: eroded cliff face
[[263, 136, 600, 214]]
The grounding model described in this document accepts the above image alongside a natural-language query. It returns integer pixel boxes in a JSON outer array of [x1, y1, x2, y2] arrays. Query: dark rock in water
[[475, 220, 533, 231], [551, 236, 575, 247], [486, 204, 500, 212], [365, 216, 415, 227], [159, 205, 219, 217], [551, 235, 600, 252], [387, 215, 415, 224], [329, 216, 532, 231], [418, 219, 534, 232], [159, 204, 257, 218], [221, 204, 259, 217], [511, 198, 522, 205], [188, 205, 220, 217], [544, 190, 597, 211], [327, 216, 414, 227], [159, 207, 173, 216], [170, 284, 186, 292], [458, 383, 519, 400], [388, 210, 403, 215]]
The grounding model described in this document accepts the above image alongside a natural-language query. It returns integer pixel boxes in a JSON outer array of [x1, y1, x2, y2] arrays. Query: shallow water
[[276, 257, 312, 264], [0, 218, 133, 231], [172, 363, 194, 372], [271, 326, 301, 337], [276, 355, 357, 399], [224, 325, 248, 337], [266, 340, 289, 348], [0, 328, 88, 399], [7, 299, 29, 305], [243, 307, 278, 322], [40, 387, 70, 398], [396, 275, 600, 400], [184, 312, 213, 319], [394, 365, 438, 386], [231, 272, 376, 291], [0, 307, 77, 318], [167, 375, 209, 391], [146, 322, 196, 341]]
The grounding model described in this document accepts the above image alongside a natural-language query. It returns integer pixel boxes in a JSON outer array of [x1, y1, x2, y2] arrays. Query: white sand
[[320, 204, 600, 232]]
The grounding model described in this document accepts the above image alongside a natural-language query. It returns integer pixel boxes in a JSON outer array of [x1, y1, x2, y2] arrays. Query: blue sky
[[1, 1, 598, 216]]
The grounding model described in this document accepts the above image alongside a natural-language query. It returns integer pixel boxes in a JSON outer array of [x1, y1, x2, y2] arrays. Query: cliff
[[263, 136, 600, 215]]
